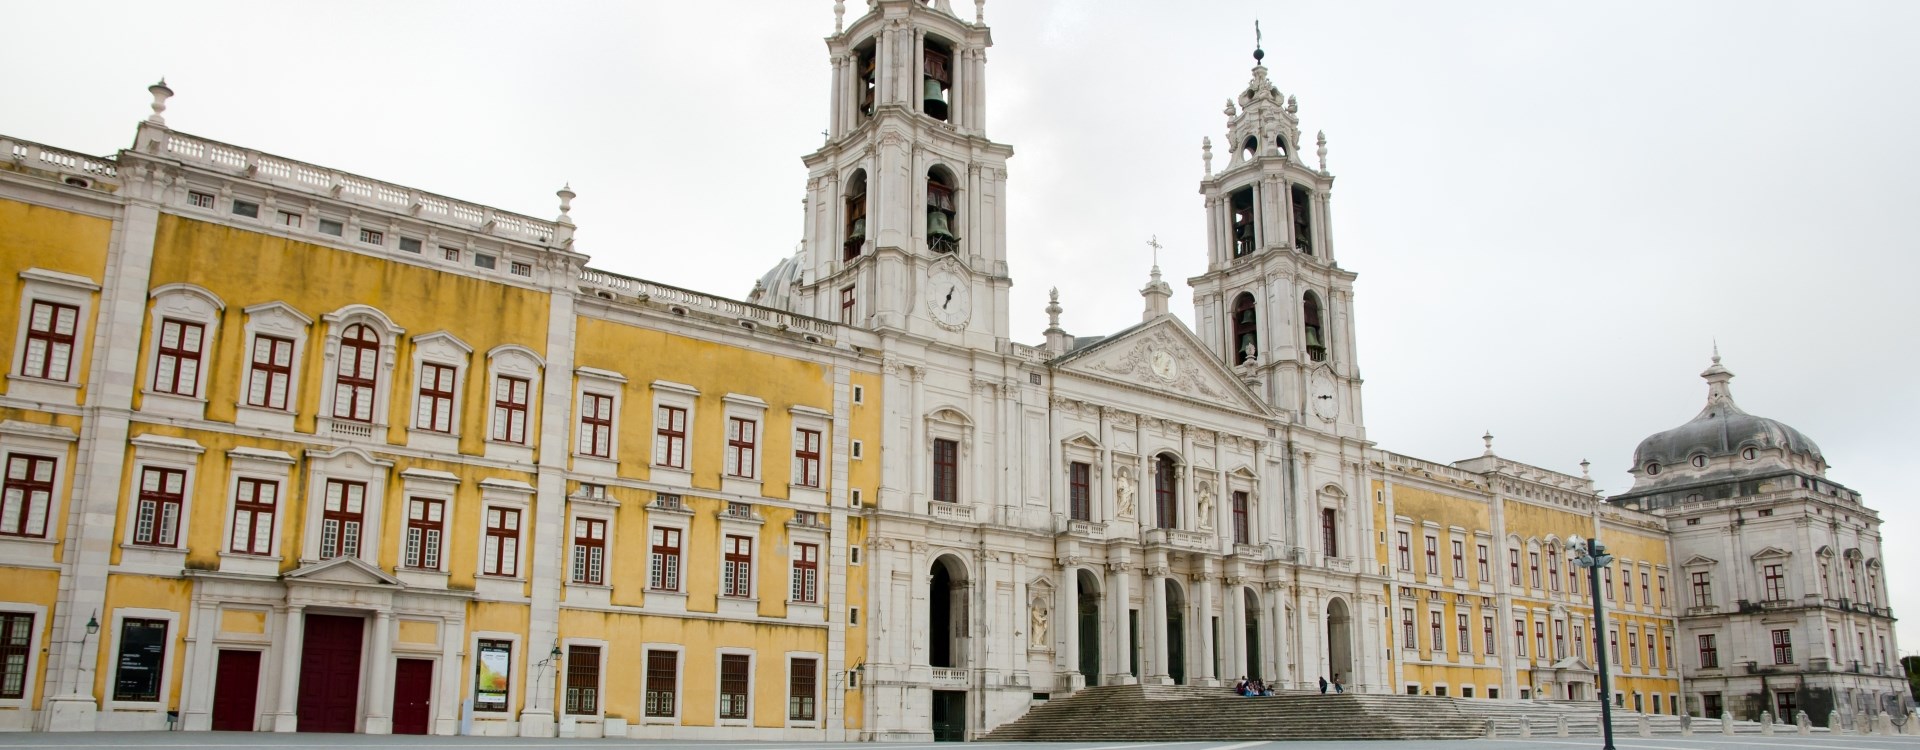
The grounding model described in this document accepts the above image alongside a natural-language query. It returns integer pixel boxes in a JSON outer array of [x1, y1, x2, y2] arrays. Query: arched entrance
[[1076, 569, 1101, 686], [1243, 588, 1262, 681], [1166, 579, 1187, 685], [1326, 597, 1353, 687], [928, 555, 968, 668]]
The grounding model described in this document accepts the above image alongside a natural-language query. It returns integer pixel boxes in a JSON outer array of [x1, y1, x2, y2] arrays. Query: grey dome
[[746, 241, 807, 313], [1630, 355, 1823, 473]]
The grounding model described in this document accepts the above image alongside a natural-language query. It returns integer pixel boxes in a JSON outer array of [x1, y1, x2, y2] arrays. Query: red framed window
[[228, 478, 277, 555], [491, 376, 530, 443], [722, 534, 753, 598], [21, 301, 79, 381], [333, 323, 380, 422], [1548, 550, 1561, 591], [794, 428, 821, 488], [151, 319, 205, 396], [1771, 629, 1793, 664], [932, 438, 958, 503], [1535, 621, 1547, 658], [1400, 608, 1415, 648], [415, 363, 456, 432], [1641, 572, 1652, 604], [1396, 532, 1411, 571], [1529, 552, 1541, 588], [1320, 508, 1336, 556], [565, 645, 600, 715], [791, 542, 819, 603], [1628, 631, 1641, 667], [573, 518, 606, 585], [1425, 535, 1439, 574], [578, 393, 613, 458], [1514, 620, 1527, 657], [1509, 548, 1521, 585], [0, 612, 32, 699], [319, 479, 365, 559], [1, 454, 55, 538], [1608, 629, 1620, 664], [1231, 491, 1249, 546], [725, 417, 757, 478], [654, 406, 687, 468], [1458, 613, 1471, 654], [1477, 544, 1491, 581], [719, 654, 750, 719], [840, 286, 856, 325], [1620, 568, 1633, 603], [1452, 540, 1465, 578], [644, 650, 677, 717], [1152, 454, 1177, 529], [1483, 616, 1496, 655], [247, 335, 294, 410], [483, 507, 521, 576], [1430, 611, 1443, 653], [404, 498, 444, 570], [132, 467, 185, 547], [1068, 462, 1092, 522], [649, 527, 681, 591], [1691, 572, 1712, 607], [789, 658, 817, 721], [1554, 620, 1567, 659], [1575, 624, 1587, 660], [1658, 575, 1668, 607], [1604, 567, 1615, 601]]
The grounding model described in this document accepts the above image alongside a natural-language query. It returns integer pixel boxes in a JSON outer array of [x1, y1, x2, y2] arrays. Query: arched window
[[923, 37, 953, 121], [1240, 136, 1258, 161], [855, 39, 878, 120], [1290, 184, 1313, 254], [927, 167, 959, 253], [1302, 291, 1327, 362], [1153, 453, 1179, 529], [335, 323, 380, 422], [1229, 186, 1256, 258], [844, 170, 868, 261], [1231, 292, 1258, 365]]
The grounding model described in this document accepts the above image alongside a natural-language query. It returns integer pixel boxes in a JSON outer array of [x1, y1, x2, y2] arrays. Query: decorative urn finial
[[147, 78, 174, 126], [556, 183, 577, 226]]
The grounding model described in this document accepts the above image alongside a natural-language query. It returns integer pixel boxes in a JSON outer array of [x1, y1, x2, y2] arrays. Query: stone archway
[[1076, 569, 1101, 686], [928, 554, 969, 669], [1325, 597, 1353, 687], [1166, 579, 1187, 685], [1243, 587, 1262, 681]]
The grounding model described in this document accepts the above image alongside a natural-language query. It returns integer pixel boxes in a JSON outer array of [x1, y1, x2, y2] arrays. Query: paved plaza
[[2, 737, 1920, 750]]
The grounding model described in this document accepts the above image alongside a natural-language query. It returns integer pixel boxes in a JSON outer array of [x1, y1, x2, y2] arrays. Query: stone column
[[1223, 577, 1245, 682], [363, 611, 394, 734], [1146, 567, 1170, 684], [179, 600, 220, 731], [1059, 568, 1080, 689], [1195, 565, 1217, 685], [1104, 562, 1134, 685], [271, 605, 305, 732]]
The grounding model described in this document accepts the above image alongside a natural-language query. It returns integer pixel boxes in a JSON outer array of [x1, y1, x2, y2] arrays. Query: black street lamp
[[72, 611, 99, 696], [1569, 535, 1616, 750]]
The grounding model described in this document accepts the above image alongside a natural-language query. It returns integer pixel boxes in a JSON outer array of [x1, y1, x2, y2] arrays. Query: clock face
[[1309, 372, 1339, 420], [926, 269, 971, 329], [1150, 350, 1179, 381]]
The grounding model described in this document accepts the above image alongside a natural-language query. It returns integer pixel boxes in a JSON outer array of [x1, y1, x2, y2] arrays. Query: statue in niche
[[1115, 467, 1137, 520], [1197, 480, 1216, 531], [1240, 339, 1259, 366], [1030, 604, 1050, 649]]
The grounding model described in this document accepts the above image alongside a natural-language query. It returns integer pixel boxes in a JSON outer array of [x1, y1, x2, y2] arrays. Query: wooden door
[[210, 650, 261, 731], [391, 658, 434, 735], [296, 614, 365, 733]]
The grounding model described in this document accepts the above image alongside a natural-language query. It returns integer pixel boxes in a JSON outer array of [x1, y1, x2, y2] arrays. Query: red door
[[391, 658, 434, 735], [296, 614, 365, 733], [210, 650, 261, 731]]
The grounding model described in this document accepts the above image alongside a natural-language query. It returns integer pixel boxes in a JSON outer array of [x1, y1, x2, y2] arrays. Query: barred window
[[565, 645, 600, 715], [644, 650, 677, 717], [789, 657, 818, 721], [719, 654, 750, 719]]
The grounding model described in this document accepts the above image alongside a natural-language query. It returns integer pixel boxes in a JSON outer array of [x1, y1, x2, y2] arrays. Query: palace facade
[[0, 0, 1902, 739]]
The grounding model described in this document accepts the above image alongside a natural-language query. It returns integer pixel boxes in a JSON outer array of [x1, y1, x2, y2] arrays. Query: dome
[[1629, 354, 1823, 479], [745, 241, 807, 313]]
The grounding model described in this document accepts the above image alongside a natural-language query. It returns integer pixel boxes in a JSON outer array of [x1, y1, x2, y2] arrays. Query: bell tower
[[791, 0, 1015, 348], [1187, 30, 1364, 437]]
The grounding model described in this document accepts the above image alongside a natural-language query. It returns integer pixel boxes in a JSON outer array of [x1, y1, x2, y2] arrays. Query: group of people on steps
[[1231, 674, 1343, 696]]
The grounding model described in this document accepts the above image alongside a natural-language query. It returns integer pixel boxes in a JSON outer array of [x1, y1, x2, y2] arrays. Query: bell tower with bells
[[792, 0, 1015, 348], [1187, 24, 1365, 438]]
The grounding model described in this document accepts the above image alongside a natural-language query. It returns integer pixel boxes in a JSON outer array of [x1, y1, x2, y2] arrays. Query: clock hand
[[944, 286, 954, 308]]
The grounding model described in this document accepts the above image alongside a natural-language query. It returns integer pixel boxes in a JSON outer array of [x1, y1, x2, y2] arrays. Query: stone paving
[[2, 736, 1920, 750]]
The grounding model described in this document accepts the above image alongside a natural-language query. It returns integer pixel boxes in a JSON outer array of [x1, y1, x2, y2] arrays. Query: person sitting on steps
[[1319, 676, 1329, 694]]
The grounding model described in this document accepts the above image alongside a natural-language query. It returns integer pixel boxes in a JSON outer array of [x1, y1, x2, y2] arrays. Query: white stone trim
[[467, 631, 523, 732], [784, 650, 824, 728], [137, 283, 224, 420], [474, 479, 534, 600], [572, 367, 627, 476], [296, 446, 394, 565], [7, 267, 100, 405], [405, 330, 473, 454], [649, 381, 699, 488], [640, 642, 685, 725], [117, 435, 205, 575], [716, 523, 761, 618], [560, 637, 610, 726], [720, 393, 768, 495], [99, 607, 182, 729], [396, 468, 459, 588], [712, 647, 755, 727], [317, 304, 404, 442], [233, 301, 312, 432], [564, 501, 616, 607], [788, 404, 830, 503], [482, 344, 543, 462], [0, 420, 76, 567], [215, 446, 294, 576], [0, 601, 47, 719]]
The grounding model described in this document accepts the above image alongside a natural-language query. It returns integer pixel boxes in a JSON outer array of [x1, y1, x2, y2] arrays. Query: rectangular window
[[1483, 616, 1496, 655], [1529, 552, 1541, 589], [1555, 620, 1567, 659], [1514, 619, 1527, 657], [1425, 535, 1439, 575], [320, 479, 366, 559], [1320, 508, 1336, 556], [475, 639, 511, 712], [792, 542, 819, 603], [1069, 462, 1092, 522], [132, 467, 186, 547], [360, 228, 384, 245], [1400, 608, 1414, 648], [1604, 567, 1615, 600], [1509, 548, 1521, 585], [1457, 613, 1471, 654], [1691, 571, 1712, 608], [789, 657, 818, 721], [1763, 564, 1786, 601], [565, 645, 600, 715], [644, 650, 677, 717], [474, 253, 497, 270], [654, 406, 687, 468], [578, 393, 613, 458], [650, 527, 682, 591], [231, 199, 259, 218], [723, 418, 758, 478], [572, 518, 607, 585], [399, 237, 422, 253], [151, 319, 205, 396], [1575, 623, 1587, 660], [932, 438, 958, 503], [1452, 540, 1465, 579], [0, 613, 30, 699], [491, 376, 530, 444], [1640, 571, 1651, 604], [21, 301, 80, 381], [719, 654, 750, 719], [510, 261, 532, 277], [1535, 621, 1546, 658], [1430, 611, 1443, 653], [1771, 629, 1793, 664], [415, 363, 457, 433], [794, 428, 822, 488], [441, 246, 460, 261], [188, 191, 215, 209], [1609, 629, 1620, 664], [228, 478, 278, 555], [1477, 544, 1490, 582], [333, 330, 379, 423], [1, 454, 55, 538], [840, 286, 856, 325], [1658, 575, 1668, 607], [319, 219, 344, 236], [246, 335, 294, 410], [483, 507, 521, 576], [279, 211, 302, 227], [404, 497, 444, 570], [1396, 532, 1411, 571], [112, 618, 169, 701], [1548, 551, 1561, 592], [1231, 490, 1250, 545], [723, 534, 753, 598]]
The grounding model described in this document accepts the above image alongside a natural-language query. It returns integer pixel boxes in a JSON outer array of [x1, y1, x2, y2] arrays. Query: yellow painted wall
[[95, 575, 196, 710], [0, 568, 61, 709], [556, 609, 827, 727], [0, 199, 111, 404]]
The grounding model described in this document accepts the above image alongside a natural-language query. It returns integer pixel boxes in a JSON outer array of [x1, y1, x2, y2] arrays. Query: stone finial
[[976, 0, 985, 24], [147, 78, 174, 126], [834, 0, 845, 32], [1580, 458, 1591, 480], [1482, 431, 1495, 457], [1316, 130, 1328, 171], [1140, 246, 1172, 323], [1202, 137, 1213, 177], [1223, 98, 1237, 118], [556, 183, 576, 226], [1045, 287, 1062, 327], [1286, 94, 1298, 114], [1252, 20, 1264, 64]]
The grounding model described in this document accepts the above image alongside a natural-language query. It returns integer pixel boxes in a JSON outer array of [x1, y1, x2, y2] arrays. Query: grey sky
[[5, 1, 1916, 652]]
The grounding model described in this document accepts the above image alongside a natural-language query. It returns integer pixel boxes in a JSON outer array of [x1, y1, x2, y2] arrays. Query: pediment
[[1061, 431, 1101, 450], [1750, 546, 1793, 561], [1681, 554, 1718, 568], [285, 555, 402, 587], [1051, 316, 1267, 414], [1550, 656, 1594, 672]]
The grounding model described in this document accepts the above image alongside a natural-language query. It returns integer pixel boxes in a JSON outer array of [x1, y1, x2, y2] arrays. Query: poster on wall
[[113, 619, 169, 701], [476, 641, 511, 710]]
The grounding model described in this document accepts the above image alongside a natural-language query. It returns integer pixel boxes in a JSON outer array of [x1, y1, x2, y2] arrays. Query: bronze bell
[[923, 79, 949, 120]]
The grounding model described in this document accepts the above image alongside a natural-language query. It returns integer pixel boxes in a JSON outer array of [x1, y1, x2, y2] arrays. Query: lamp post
[[1568, 535, 1616, 750], [72, 612, 99, 696]]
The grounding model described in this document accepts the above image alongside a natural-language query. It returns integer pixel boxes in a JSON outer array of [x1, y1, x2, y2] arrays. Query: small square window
[[849, 607, 859, 625], [231, 200, 260, 218], [360, 229, 384, 245], [852, 385, 864, 404], [1686, 518, 1699, 526], [850, 488, 863, 507], [319, 219, 344, 236], [850, 546, 861, 564], [475, 254, 497, 270], [278, 211, 301, 227], [510, 261, 532, 277], [399, 237, 422, 253], [188, 191, 215, 209], [442, 246, 460, 261], [1030, 372, 1042, 385], [850, 440, 863, 459]]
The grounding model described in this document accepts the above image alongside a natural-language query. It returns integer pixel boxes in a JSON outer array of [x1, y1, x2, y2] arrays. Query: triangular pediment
[[1750, 546, 1793, 561], [285, 555, 402, 587], [1681, 554, 1718, 568], [1550, 656, 1594, 672], [1051, 316, 1268, 414]]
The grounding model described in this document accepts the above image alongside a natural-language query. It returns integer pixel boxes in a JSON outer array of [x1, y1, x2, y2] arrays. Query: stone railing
[[930, 667, 967, 685], [2, 136, 118, 183], [929, 501, 975, 522], [152, 127, 569, 247], [1065, 520, 1105, 538], [578, 268, 841, 339]]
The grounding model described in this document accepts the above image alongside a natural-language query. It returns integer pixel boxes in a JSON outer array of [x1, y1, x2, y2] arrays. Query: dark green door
[[1078, 591, 1100, 686], [931, 690, 966, 741]]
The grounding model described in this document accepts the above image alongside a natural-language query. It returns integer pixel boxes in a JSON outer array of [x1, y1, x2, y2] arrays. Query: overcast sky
[[6, 1, 1917, 654]]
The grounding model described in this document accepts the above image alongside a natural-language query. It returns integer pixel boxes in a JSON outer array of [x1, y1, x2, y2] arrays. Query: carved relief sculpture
[[1196, 479, 1216, 531], [1029, 603, 1050, 649], [1115, 466, 1137, 519]]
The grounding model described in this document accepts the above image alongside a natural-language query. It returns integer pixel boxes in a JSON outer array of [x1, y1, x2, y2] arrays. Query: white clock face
[[927, 270, 971, 328], [1310, 372, 1339, 420]]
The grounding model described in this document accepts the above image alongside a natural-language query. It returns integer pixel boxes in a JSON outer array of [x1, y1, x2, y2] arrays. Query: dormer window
[[1690, 455, 1707, 468], [844, 170, 868, 261], [1240, 136, 1258, 161], [1302, 291, 1327, 362], [1646, 462, 1661, 476], [927, 168, 959, 253], [856, 41, 877, 119], [1291, 184, 1314, 254], [923, 40, 952, 121], [1230, 186, 1257, 258], [1742, 447, 1757, 461], [1231, 292, 1258, 365]]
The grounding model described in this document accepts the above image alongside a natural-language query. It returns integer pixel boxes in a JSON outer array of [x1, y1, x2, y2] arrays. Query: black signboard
[[113, 618, 168, 701]]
